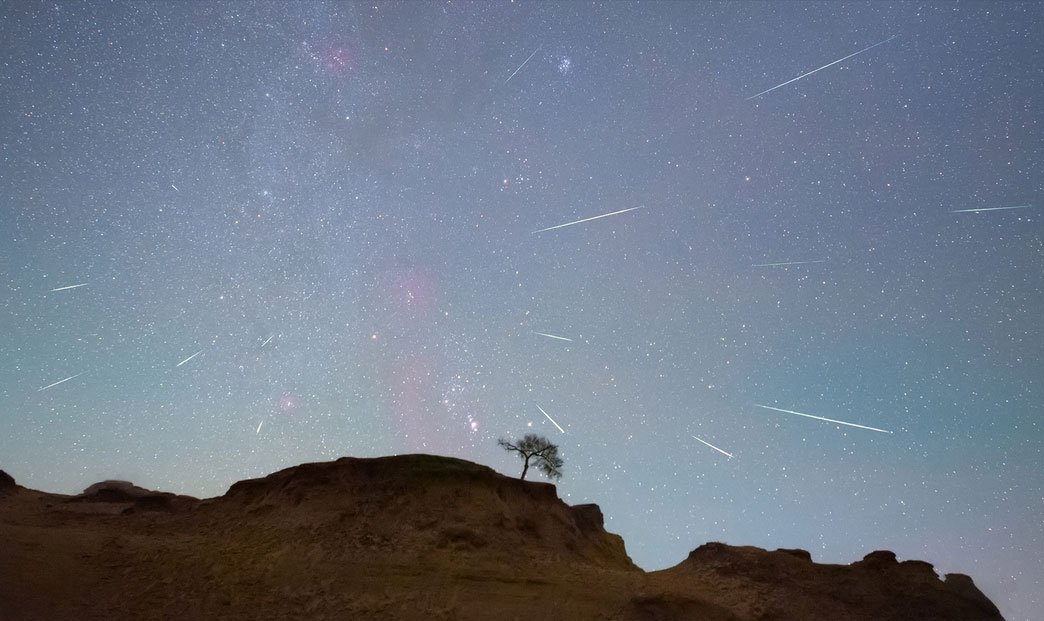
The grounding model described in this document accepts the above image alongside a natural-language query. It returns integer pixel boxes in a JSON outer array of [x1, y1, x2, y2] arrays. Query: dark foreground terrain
[[0, 456, 1002, 620]]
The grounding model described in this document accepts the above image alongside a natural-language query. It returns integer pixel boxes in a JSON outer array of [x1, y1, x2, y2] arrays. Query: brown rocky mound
[[210, 454, 635, 570], [647, 542, 1002, 620], [68, 480, 198, 514], [79, 479, 159, 501], [0, 454, 1003, 620]]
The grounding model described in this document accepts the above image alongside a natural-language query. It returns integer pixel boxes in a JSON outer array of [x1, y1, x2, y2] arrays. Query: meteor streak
[[256, 420, 264, 434], [692, 435, 733, 458], [175, 349, 203, 368], [49, 283, 88, 292], [536, 405, 565, 434], [504, 46, 541, 84], [261, 335, 274, 347], [754, 403, 892, 434], [171, 184, 180, 192], [37, 373, 83, 392], [532, 206, 642, 234], [533, 331, 573, 342], [746, 35, 896, 100], [951, 204, 1032, 214], [752, 259, 826, 267]]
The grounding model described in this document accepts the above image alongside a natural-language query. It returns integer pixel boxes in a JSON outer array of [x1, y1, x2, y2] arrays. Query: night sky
[[1, 2, 1041, 618]]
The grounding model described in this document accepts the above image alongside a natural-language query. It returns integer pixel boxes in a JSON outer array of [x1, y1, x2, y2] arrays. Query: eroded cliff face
[[0, 455, 1003, 620]]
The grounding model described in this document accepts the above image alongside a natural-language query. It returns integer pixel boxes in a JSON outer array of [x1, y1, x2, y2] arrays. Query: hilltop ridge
[[0, 455, 1002, 620]]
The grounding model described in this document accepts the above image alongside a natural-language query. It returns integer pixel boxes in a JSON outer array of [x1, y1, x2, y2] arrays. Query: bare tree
[[497, 434, 563, 481]]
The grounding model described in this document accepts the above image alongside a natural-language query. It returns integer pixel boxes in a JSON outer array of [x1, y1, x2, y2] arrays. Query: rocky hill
[[0, 469, 16, 495], [0, 456, 1002, 620]]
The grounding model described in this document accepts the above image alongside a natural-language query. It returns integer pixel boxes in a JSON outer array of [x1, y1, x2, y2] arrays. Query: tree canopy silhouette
[[498, 434, 563, 481]]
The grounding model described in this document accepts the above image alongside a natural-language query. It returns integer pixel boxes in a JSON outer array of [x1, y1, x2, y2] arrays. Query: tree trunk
[[520, 455, 530, 480]]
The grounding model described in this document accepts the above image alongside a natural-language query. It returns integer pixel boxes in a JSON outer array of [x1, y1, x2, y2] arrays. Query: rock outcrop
[[69, 479, 198, 513], [649, 542, 1002, 620], [214, 454, 636, 570], [0, 470, 16, 496]]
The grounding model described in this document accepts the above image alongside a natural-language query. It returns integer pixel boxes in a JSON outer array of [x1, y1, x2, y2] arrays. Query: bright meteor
[[533, 331, 573, 342], [175, 349, 203, 368], [536, 405, 565, 434], [49, 283, 88, 292], [752, 260, 826, 267], [504, 46, 541, 84], [532, 206, 642, 234], [951, 204, 1032, 214], [754, 403, 892, 434], [746, 35, 896, 100], [692, 435, 733, 458], [37, 373, 83, 392]]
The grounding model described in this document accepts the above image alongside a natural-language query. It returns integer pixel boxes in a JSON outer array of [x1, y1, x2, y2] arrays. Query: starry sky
[[1, 1, 1041, 618]]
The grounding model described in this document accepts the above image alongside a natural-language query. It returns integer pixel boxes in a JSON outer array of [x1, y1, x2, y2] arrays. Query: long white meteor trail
[[256, 420, 264, 434], [175, 349, 203, 368], [533, 331, 573, 342], [49, 283, 88, 292], [261, 335, 275, 347], [692, 435, 733, 458], [752, 259, 826, 267], [754, 403, 892, 434], [746, 35, 896, 100], [532, 206, 642, 234], [536, 405, 565, 434], [504, 46, 541, 84], [37, 373, 83, 392], [951, 204, 1032, 214]]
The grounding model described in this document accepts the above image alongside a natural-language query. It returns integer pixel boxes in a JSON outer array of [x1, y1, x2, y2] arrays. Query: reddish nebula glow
[[278, 393, 298, 415], [388, 355, 438, 447]]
